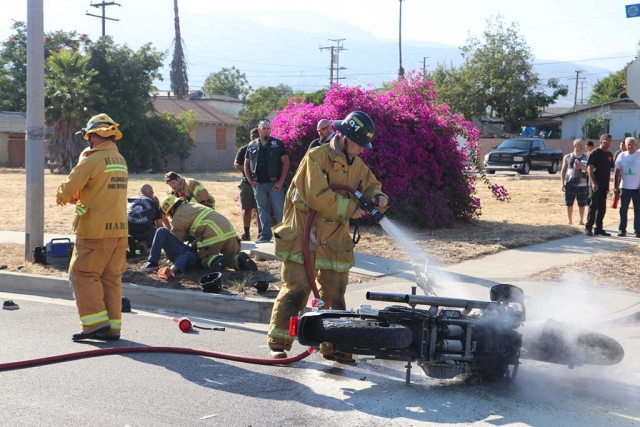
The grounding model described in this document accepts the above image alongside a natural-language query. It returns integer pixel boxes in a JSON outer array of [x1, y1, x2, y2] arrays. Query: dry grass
[[0, 168, 619, 294], [532, 243, 640, 293]]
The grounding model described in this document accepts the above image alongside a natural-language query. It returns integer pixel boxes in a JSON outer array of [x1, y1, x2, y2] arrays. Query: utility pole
[[570, 70, 584, 111], [25, 0, 45, 260], [579, 79, 587, 105], [398, 0, 405, 79], [320, 39, 346, 87], [422, 56, 429, 79], [86, 1, 121, 38]]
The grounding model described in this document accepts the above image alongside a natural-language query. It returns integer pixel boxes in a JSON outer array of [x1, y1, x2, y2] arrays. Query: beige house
[[153, 98, 240, 172], [0, 112, 26, 167]]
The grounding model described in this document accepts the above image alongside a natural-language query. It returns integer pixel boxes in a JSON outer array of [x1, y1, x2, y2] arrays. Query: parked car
[[483, 138, 563, 175]]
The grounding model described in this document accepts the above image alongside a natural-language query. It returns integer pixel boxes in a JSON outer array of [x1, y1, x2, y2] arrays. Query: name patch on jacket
[[105, 222, 128, 230], [108, 176, 128, 190]]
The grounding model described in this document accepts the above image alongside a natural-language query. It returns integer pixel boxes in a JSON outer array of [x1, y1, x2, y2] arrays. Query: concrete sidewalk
[[2, 222, 640, 323]]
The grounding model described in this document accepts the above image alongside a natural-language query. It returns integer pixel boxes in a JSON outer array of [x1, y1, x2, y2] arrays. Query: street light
[[398, 0, 405, 80]]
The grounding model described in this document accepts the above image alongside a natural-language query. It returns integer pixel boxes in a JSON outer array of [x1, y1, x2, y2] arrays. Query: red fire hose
[[0, 185, 361, 372]]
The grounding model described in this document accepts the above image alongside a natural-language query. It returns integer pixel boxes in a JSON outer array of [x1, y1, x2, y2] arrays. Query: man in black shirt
[[244, 119, 290, 243], [234, 128, 261, 241], [307, 118, 334, 151], [585, 134, 614, 236]]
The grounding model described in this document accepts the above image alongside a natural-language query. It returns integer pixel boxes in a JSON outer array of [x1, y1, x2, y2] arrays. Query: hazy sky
[[2, 0, 639, 97]]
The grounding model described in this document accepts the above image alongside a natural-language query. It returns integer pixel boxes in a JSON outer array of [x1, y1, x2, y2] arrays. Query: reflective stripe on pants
[[69, 237, 128, 333]]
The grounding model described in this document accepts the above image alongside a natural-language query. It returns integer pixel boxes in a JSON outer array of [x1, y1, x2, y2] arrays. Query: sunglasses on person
[[317, 125, 330, 132]]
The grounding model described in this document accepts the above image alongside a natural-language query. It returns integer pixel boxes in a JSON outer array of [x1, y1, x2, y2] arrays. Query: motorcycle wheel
[[308, 318, 413, 350]]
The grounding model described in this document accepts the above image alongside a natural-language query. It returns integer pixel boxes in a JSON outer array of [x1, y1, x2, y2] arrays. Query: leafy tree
[[170, 0, 188, 98], [0, 21, 89, 112], [581, 114, 607, 139], [430, 17, 568, 132], [202, 66, 251, 100], [236, 84, 293, 144], [142, 111, 196, 171], [293, 88, 326, 106], [273, 72, 484, 228], [45, 49, 100, 172], [84, 37, 196, 170], [588, 70, 627, 104]]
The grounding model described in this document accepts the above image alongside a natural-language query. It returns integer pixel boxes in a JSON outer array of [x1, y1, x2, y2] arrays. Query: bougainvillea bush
[[272, 72, 483, 228]]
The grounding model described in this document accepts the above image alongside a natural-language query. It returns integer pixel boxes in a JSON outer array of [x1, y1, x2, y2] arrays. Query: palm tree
[[45, 49, 99, 172], [170, 0, 188, 99]]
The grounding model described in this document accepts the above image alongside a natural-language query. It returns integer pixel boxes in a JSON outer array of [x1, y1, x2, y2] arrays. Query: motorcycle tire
[[309, 318, 413, 350]]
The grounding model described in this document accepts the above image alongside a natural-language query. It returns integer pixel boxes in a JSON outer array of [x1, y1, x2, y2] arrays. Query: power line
[[319, 39, 347, 86]]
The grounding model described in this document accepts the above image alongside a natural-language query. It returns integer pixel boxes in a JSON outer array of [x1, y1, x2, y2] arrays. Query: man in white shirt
[[614, 137, 640, 237]]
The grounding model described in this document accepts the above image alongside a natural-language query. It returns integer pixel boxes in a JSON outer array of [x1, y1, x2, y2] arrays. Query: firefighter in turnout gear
[[267, 111, 389, 361], [164, 171, 215, 209], [160, 195, 258, 273], [56, 113, 129, 341]]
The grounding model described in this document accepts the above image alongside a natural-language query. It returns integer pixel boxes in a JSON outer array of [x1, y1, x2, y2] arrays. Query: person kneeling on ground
[[144, 195, 257, 275], [165, 171, 215, 209]]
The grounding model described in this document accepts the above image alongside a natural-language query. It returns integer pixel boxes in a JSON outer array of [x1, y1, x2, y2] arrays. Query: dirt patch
[[531, 242, 640, 293]]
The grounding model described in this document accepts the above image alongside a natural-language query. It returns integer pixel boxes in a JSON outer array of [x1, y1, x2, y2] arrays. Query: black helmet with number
[[333, 111, 375, 148]]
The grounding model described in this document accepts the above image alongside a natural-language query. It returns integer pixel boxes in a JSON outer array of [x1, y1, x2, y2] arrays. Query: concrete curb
[[0, 271, 274, 324]]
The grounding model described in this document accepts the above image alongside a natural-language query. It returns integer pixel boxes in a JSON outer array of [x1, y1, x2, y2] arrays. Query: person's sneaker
[[2, 300, 19, 310], [595, 229, 611, 236], [240, 233, 251, 242], [269, 348, 287, 359], [237, 252, 258, 271], [618, 231, 627, 237], [585, 228, 593, 236], [140, 261, 159, 272], [254, 237, 271, 244]]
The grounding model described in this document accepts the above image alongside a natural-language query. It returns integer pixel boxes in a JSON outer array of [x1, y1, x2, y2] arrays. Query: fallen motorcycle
[[291, 266, 625, 384]]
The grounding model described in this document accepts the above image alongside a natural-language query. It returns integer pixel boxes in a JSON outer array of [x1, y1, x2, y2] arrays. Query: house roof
[[153, 98, 241, 126], [550, 99, 638, 118], [151, 90, 245, 104], [0, 111, 26, 133]]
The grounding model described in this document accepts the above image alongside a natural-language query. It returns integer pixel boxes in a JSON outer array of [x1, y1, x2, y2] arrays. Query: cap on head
[[333, 111, 374, 148], [78, 113, 122, 141]]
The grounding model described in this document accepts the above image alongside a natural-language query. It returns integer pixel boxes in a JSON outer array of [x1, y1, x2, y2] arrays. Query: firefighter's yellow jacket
[[273, 139, 388, 273], [173, 177, 215, 209], [56, 141, 129, 238], [170, 202, 237, 251]]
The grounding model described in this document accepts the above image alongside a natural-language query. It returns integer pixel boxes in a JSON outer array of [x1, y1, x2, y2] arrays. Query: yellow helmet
[[80, 113, 123, 141], [160, 194, 181, 216]]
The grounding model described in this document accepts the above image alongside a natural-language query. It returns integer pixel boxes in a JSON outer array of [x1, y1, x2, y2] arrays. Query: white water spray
[[377, 217, 460, 296]]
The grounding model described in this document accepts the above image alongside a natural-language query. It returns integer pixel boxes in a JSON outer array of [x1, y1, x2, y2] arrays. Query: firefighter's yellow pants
[[69, 237, 128, 333], [267, 253, 348, 351], [198, 236, 241, 270]]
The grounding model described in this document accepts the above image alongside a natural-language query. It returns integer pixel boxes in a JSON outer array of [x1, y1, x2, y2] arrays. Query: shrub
[[272, 72, 484, 228]]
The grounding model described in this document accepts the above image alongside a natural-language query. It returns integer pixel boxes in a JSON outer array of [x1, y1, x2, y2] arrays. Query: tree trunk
[[47, 117, 85, 173], [170, 0, 189, 99]]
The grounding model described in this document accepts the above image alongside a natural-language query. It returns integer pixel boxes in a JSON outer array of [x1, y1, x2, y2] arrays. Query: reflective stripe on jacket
[[170, 203, 237, 250], [56, 140, 129, 238], [174, 177, 215, 209], [273, 141, 388, 273]]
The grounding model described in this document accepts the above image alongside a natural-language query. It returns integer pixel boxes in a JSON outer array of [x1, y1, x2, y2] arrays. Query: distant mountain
[[155, 10, 615, 108]]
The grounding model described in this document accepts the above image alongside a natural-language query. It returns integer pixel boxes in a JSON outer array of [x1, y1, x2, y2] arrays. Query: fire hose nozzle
[[354, 191, 386, 222]]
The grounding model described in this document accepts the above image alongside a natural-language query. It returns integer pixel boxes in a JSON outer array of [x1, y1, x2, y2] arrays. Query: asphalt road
[[1, 293, 639, 427]]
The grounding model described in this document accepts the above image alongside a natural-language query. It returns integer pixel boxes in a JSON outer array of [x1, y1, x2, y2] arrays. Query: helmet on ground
[[78, 113, 123, 141], [333, 111, 375, 148], [160, 194, 181, 216]]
